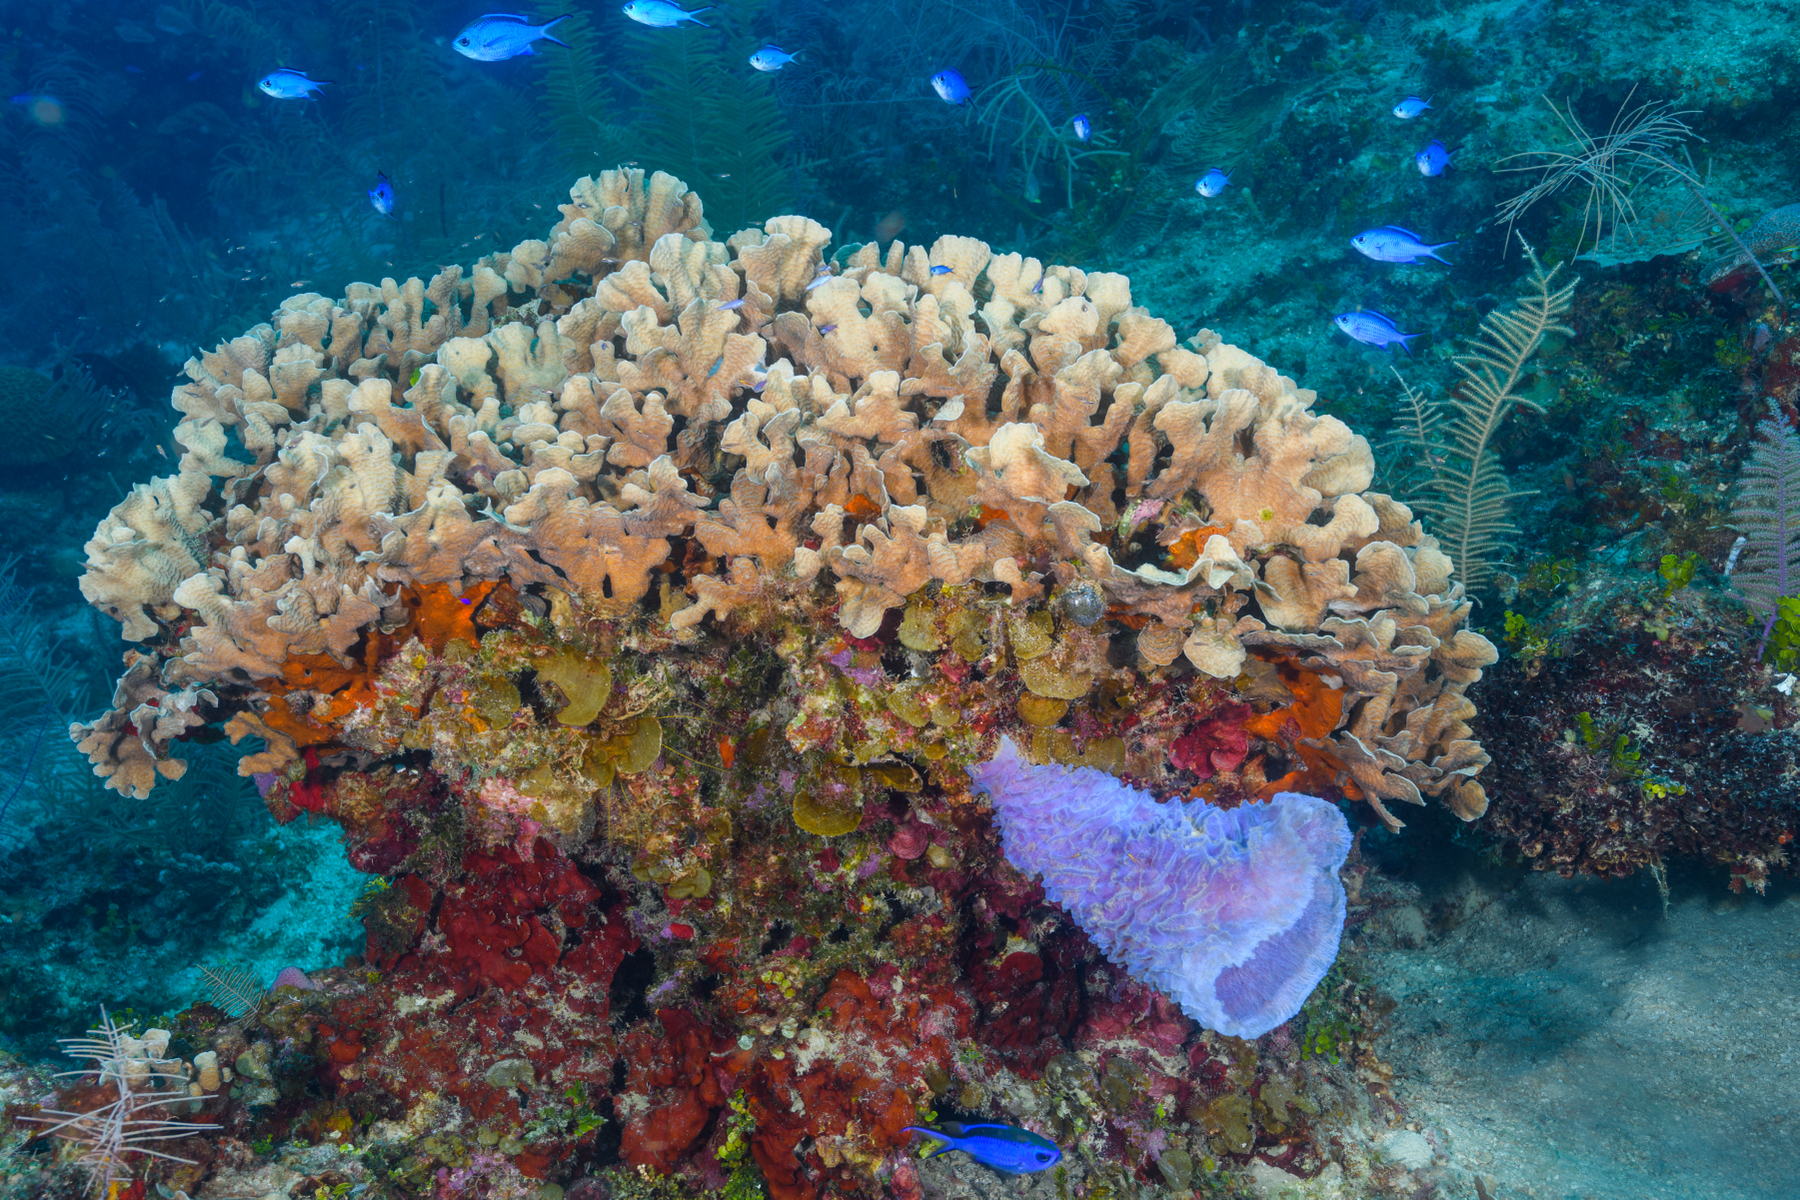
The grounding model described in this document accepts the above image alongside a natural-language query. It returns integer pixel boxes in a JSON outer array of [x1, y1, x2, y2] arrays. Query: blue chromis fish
[[929, 265, 953, 276], [903, 1123, 1062, 1175], [1392, 94, 1433, 119], [931, 69, 971, 106], [622, 0, 712, 28], [1072, 113, 1091, 142], [748, 45, 798, 71], [369, 173, 398, 219], [9, 93, 65, 127], [454, 14, 570, 60], [1351, 225, 1455, 264], [1335, 310, 1420, 353], [1415, 140, 1453, 177], [257, 69, 331, 99], [1195, 167, 1232, 198]]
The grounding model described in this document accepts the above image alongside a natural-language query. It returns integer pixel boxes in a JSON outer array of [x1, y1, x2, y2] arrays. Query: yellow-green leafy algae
[[535, 649, 613, 726]]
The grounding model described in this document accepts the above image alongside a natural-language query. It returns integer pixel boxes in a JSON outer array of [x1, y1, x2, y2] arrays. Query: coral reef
[[10, 1, 1800, 1195], [53, 169, 1499, 1198]]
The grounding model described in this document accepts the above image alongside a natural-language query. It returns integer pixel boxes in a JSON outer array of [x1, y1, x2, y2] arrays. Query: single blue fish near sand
[[1415, 140, 1453, 177], [622, 0, 712, 28], [453, 13, 570, 60], [369, 172, 398, 219], [1072, 113, 1091, 142], [931, 69, 971, 106], [818, 323, 836, 334], [929, 265, 953, 276], [716, 298, 745, 310], [257, 69, 331, 99], [1335, 310, 1420, 353], [1392, 94, 1432, 119], [1195, 167, 1232, 198], [748, 45, 798, 71], [1351, 225, 1455, 264], [902, 1123, 1062, 1176]]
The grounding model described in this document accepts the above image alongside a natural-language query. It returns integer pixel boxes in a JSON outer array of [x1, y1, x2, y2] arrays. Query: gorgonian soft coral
[[1727, 401, 1800, 657]]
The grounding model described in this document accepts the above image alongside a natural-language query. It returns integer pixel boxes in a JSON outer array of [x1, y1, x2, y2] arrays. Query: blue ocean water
[[0, 0, 1795, 1197]]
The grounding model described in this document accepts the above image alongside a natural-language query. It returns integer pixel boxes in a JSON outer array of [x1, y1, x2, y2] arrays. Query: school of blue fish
[[251, 10, 1468, 357], [1335, 96, 1457, 352]]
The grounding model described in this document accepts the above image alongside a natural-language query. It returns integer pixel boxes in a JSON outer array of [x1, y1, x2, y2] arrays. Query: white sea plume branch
[[21, 1008, 217, 1196]]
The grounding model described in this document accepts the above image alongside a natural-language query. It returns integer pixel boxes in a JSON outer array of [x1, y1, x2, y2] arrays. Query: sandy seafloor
[[1360, 861, 1799, 1200]]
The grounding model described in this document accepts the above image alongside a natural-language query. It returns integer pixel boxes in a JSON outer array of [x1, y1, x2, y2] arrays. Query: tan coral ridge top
[[74, 168, 1495, 830]]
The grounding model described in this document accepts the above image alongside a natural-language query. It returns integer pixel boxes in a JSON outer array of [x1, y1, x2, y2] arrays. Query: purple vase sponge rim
[[966, 738, 1352, 1039]]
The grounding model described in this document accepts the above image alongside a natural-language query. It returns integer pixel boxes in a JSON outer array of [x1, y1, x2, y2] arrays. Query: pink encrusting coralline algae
[[967, 738, 1353, 1039]]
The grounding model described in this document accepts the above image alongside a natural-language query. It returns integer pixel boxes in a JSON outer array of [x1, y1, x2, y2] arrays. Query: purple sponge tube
[[967, 738, 1352, 1039]]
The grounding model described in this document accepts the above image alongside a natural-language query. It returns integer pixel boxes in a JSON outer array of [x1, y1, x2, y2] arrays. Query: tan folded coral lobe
[[73, 168, 1493, 829]]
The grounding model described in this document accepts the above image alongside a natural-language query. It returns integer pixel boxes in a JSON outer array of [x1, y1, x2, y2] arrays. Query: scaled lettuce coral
[[60, 168, 1500, 1200], [968, 738, 1352, 1039], [73, 167, 1493, 832]]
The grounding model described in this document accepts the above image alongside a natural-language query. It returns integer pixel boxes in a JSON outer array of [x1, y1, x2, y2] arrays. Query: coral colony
[[47, 171, 1499, 1196]]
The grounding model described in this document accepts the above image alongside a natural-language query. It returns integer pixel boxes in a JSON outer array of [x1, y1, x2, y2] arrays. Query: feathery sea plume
[[21, 1008, 216, 1195], [1496, 88, 1786, 319], [1401, 240, 1574, 592], [198, 963, 266, 1018], [1728, 402, 1800, 660]]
